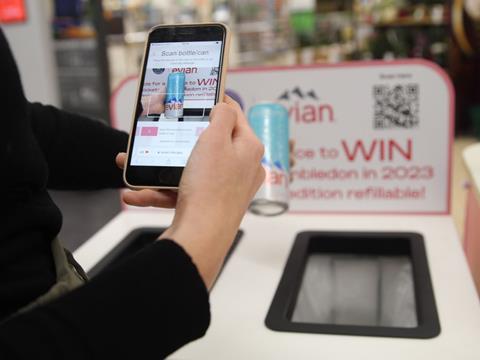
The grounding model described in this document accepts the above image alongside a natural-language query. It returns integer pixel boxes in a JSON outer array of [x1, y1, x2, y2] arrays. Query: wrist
[[172, 198, 241, 243], [158, 209, 240, 290]]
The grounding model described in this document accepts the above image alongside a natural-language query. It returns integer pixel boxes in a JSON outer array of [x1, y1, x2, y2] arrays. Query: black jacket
[[0, 28, 209, 359]]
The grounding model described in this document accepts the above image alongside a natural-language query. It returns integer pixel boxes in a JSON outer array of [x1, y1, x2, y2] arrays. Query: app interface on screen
[[130, 40, 222, 167]]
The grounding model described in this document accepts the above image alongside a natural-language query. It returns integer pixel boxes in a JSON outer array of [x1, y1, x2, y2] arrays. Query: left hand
[[115, 153, 178, 208]]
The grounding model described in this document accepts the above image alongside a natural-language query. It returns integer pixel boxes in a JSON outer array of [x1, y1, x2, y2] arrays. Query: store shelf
[[373, 19, 449, 28]]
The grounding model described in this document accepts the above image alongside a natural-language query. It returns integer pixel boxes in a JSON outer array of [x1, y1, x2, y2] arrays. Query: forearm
[[29, 103, 128, 190], [160, 202, 243, 290], [0, 240, 210, 359]]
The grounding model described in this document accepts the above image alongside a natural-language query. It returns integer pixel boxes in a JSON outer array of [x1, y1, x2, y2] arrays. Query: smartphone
[[124, 23, 230, 189]]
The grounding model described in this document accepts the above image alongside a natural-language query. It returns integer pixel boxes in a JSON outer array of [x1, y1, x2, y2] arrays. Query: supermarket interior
[[1, 0, 480, 359]]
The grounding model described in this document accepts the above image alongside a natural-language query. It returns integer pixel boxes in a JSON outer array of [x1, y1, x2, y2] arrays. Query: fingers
[[218, 97, 264, 171], [224, 95, 242, 114], [223, 96, 262, 152], [149, 93, 165, 114], [122, 189, 178, 208], [151, 92, 166, 102], [141, 93, 166, 116], [140, 97, 149, 116], [208, 102, 237, 136], [116, 152, 127, 169], [224, 95, 251, 133]]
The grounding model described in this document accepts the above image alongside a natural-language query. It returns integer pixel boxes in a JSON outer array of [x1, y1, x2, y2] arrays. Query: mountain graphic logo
[[262, 157, 285, 171], [278, 87, 318, 101]]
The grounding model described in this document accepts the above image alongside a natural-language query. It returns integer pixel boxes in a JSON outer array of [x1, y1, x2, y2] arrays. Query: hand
[[141, 93, 166, 116], [115, 153, 178, 208], [160, 96, 265, 289], [116, 96, 265, 289], [116, 132, 294, 206]]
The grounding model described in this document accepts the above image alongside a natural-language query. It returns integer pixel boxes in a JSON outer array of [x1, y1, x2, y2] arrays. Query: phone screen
[[130, 40, 223, 168]]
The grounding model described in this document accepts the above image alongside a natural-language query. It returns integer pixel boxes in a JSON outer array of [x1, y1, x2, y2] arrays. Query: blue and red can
[[248, 102, 290, 216]]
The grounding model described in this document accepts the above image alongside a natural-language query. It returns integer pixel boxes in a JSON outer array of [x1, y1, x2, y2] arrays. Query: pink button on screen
[[140, 127, 158, 136]]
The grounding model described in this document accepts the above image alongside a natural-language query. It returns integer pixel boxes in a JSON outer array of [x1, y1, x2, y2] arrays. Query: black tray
[[265, 231, 440, 339]]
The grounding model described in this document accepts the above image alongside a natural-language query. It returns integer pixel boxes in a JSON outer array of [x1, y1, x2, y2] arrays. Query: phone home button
[[158, 171, 177, 186]]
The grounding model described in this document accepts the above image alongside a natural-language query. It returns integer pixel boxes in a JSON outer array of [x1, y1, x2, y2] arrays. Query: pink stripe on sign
[[141, 127, 158, 136]]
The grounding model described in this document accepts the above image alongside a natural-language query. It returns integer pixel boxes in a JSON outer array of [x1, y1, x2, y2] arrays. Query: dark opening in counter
[[265, 231, 440, 339], [87, 227, 243, 289]]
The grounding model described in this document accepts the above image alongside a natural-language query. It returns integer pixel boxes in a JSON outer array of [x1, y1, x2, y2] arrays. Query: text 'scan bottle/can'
[[248, 102, 290, 216], [165, 72, 185, 119]]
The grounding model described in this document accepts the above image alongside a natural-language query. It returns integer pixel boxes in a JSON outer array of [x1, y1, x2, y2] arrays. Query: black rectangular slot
[[88, 228, 243, 289], [265, 232, 440, 339]]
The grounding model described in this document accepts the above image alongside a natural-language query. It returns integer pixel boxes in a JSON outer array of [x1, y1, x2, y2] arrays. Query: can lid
[[249, 199, 288, 216]]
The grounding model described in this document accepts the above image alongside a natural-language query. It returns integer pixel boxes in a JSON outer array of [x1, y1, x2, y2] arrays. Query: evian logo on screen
[[277, 87, 335, 124], [171, 67, 198, 74]]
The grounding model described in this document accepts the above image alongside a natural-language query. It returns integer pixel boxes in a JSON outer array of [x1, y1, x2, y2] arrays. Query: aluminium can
[[165, 72, 185, 118], [248, 102, 290, 216]]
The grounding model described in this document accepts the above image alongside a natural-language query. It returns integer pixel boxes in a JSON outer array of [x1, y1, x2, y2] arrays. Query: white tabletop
[[75, 210, 480, 359]]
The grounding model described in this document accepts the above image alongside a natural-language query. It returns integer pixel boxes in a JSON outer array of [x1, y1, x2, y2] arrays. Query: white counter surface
[[74, 210, 480, 359]]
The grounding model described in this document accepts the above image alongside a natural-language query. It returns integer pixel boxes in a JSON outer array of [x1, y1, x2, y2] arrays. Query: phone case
[[123, 23, 231, 190]]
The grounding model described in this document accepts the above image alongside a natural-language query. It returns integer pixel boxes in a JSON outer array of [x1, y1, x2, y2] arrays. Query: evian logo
[[264, 168, 288, 186], [171, 67, 198, 74], [262, 158, 288, 186], [278, 87, 335, 124], [165, 102, 182, 111]]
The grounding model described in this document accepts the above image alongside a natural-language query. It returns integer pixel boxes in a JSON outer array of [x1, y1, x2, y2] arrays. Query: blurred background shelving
[[45, 0, 479, 133]]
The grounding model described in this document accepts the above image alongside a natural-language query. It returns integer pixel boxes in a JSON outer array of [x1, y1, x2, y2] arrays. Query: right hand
[[160, 96, 265, 289]]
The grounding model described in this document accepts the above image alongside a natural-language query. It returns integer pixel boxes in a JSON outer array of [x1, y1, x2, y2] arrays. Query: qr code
[[373, 84, 419, 129]]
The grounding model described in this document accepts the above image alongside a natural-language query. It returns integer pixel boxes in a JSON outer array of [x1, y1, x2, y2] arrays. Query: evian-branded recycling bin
[[75, 60, 480, 359]]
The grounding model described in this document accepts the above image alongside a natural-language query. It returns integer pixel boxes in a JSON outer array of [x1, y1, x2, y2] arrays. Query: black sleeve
[[0, 240, 210, 360], [29, 102, 129, 190]]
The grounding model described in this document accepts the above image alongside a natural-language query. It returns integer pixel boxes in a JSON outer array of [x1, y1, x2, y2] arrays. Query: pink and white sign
[[227, 60, 453, 214], [111, 60, 453, 214]]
